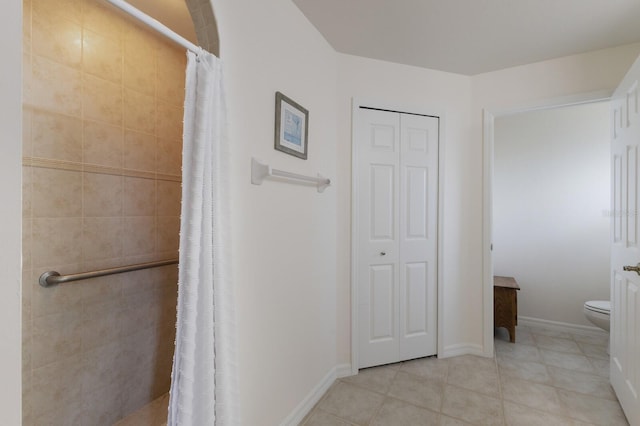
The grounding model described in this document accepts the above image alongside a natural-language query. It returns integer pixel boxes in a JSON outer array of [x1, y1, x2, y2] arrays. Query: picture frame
[[274, 91, 309, 160]]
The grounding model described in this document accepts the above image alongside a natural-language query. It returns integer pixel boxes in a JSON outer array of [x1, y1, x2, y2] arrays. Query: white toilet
[[583, 300, 611, 332]]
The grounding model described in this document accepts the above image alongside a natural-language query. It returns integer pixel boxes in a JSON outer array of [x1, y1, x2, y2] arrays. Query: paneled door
[[611, 57, 640, 425], [355, 107, 438, 369]]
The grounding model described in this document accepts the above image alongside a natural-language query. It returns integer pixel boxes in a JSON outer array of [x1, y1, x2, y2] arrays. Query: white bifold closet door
[[356, 107, 438, 369]]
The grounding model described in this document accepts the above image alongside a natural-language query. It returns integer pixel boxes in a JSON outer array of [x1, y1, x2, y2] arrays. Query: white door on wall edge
[[610, 57, 640, 426], [355, 107, 438, 369]]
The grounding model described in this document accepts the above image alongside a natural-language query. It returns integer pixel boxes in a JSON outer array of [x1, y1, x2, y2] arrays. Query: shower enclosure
[[21, 0, 187, 422]]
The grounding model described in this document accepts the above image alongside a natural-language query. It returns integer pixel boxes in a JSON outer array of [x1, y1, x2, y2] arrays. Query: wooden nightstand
[[494, 276, 520, 343]]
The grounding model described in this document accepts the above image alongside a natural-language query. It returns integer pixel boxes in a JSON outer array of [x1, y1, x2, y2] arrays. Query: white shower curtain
[[168, 49, 238, 426]]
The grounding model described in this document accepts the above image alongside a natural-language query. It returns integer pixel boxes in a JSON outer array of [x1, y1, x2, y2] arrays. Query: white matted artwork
[[274, 91, 309, 159]]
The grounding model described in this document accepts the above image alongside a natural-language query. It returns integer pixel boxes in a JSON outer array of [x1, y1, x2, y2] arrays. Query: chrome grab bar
[[39, 258, 179, 288]]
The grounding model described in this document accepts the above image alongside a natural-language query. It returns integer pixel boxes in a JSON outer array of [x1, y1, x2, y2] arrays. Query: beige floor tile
[[441, 385, 503, 426], [439, 415, 474, 425], [534, 335, 582, 354], [571, 331, 609, 347], [497, 355, 552, 384], [540, 349, 595, 374], [588, 358, 610, 378], [303, 409, 355, 426], [317, 381, 385, 425], [577, 342, 608, 360], [370, 397, 439, 426], [388, 371, 444, 412], [446, 355, 500, 398], [503, 401, 577, 426], [400, 356, 449, 381], [496, 340, 543, 363], [547, 366, 617, 400], [500, 375, 566, 416], [558, 390, 629, 425], [527, 325, 572, 339], [341, 364, 398, 394]]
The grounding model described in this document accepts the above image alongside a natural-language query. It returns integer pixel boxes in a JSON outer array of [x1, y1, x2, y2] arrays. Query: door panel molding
[[351, 98, 445, 373]]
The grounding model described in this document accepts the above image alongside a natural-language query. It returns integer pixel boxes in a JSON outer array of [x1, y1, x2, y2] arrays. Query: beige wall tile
[[83, 119, 124, 167], [156, 180, 181, 216], [82, 0, 123, 41], [32, 0, 81, 24], [82, 299, 124, 350], [31, 265, 83, 318], [32, 10, 82, 68], [82, 340, 126, 392], [121, 362, 156, 417], [83, 28, 123, 83], [31, 354, 84, 417], [124, 129, 156, 171], [32, 217, 83, 268], [123, 26, 156, 96], [83, 217, 124, 261], [81, 273, 123, 305], [124, 88, 156, 134], [23, 107, 33, 157], [156, 45, 186, 105], [124, 176, 156, 216], [81, 381, 124, 425], [157, 216, 180, 253], [119, 290, 157, 336], [83, 172, 123, 217], [22, 166, 32, 218], [32, 109, 83, 162], [120, 267, 157, 296], [156, 137, 182, 175], [22, 221, 32, 272], [31, 311, 83, 369], [156, 100, 183, 141], [33, 400, 84, 426], [83, 73, 123, 125], [29, 55, 82, 117], [23, 0, 32, 55], [22, 53, 33, 107], [123, 216, 156, 256]]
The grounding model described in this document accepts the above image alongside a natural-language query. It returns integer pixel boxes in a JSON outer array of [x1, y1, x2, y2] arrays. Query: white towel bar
[[251, 158, 331, 193]]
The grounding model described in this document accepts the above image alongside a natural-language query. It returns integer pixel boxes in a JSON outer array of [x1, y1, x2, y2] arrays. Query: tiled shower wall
[[22, 0, 186, 423]]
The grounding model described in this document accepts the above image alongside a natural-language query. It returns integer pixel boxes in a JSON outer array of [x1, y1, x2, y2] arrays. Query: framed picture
[[274, 91, 309, 160]]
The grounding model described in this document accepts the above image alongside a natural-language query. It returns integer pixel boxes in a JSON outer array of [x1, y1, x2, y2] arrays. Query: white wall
[[471, 43, 640, 342], [494, 102, 611, 326], [335, 54, 478, 359], [211, 0, 338, 424], [0, 0, 22, 423]]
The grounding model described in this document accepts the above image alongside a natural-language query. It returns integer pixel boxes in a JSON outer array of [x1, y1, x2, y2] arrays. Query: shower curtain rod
[[106, 0, 202, 54]]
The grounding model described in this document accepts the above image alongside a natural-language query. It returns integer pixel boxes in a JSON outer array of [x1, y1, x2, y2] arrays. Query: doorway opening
[[482, 92, 612, 354]]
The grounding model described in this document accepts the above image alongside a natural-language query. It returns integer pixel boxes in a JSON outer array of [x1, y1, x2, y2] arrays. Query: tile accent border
[[23, 156, 181, 182]]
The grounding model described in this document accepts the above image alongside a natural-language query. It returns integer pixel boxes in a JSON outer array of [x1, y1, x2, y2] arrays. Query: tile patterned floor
[[302, 325, 629, 426]]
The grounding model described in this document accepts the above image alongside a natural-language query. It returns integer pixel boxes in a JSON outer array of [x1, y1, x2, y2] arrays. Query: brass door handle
[[623, 263, 640, 275]]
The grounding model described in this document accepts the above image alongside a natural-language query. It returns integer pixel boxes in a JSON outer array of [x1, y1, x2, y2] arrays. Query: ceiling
[[292, 0, 640, 75]]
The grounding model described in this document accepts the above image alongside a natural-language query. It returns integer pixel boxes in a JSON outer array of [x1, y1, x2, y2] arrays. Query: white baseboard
[[335, 363, 353, 379], [280, 366, 338, 426], [440, 343, 489, 359], [518, 316, 606, 335]]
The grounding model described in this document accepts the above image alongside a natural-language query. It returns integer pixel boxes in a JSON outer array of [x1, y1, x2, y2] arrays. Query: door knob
[[380, 252, 386, 256], [623, 263, 640, 275]]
